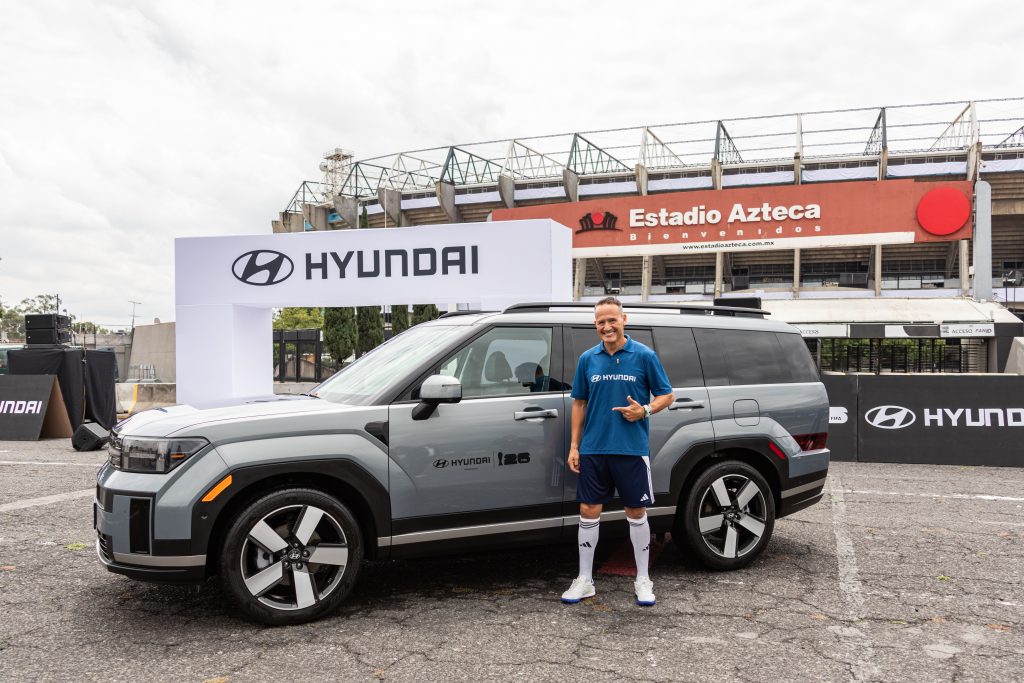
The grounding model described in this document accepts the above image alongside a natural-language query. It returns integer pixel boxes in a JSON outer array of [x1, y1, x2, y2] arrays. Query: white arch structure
[[174, 220, 572, 404]]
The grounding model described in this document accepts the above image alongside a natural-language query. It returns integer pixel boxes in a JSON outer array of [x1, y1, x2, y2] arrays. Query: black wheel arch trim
[[192, 458, 391, 568]]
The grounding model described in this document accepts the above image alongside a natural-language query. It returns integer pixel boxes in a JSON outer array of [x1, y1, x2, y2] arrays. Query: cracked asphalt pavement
[[1, 440, 1022, 682]]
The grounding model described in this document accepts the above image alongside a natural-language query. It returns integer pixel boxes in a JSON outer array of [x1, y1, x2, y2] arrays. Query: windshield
[[312, 324, 467, 405]]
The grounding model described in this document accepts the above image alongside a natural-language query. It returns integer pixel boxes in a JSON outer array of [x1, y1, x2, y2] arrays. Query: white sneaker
[[634, 576, 656, 606], [560, 576, 596, 603]]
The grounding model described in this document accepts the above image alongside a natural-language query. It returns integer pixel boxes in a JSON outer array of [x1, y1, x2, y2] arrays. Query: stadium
[[273, 98, 1024, 374]]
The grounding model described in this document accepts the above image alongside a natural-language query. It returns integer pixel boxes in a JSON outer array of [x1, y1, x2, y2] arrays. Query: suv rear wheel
[[676, 460, 775, 570], [219, 488, 363, 625]]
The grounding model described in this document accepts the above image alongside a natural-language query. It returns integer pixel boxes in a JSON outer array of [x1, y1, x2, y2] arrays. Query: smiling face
[[594, 302, 628, 349]]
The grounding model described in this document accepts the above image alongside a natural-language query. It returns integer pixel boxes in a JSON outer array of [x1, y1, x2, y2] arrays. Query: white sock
[[628, 514, 651, 579], [578, 517, 600, 582]]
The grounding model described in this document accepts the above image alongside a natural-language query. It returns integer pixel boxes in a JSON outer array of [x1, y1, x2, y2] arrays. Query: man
[[561, 297, 674, 606]]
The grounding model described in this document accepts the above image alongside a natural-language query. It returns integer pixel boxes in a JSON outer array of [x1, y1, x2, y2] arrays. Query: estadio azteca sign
[[492, 179, 973, 256]]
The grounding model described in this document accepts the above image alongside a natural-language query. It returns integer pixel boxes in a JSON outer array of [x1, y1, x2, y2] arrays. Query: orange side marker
[[202, 475, 233, 502]]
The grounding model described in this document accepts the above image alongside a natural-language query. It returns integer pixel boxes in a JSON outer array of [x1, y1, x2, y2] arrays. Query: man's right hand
[[567, 447, 580, 474]]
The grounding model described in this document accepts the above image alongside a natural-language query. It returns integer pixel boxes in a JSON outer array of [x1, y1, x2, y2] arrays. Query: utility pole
[[129, 300, 141, 330]]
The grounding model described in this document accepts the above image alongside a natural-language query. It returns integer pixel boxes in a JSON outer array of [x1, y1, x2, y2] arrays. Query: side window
[[652, 327, 704, 387], [436, 327, 554, 399], [776, 332, 820, 382], [565, 327, 652, 391], [693, 328, 799, 386]]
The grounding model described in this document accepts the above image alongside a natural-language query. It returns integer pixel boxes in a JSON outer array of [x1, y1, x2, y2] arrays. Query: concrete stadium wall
[[128, 322, 176, 382]]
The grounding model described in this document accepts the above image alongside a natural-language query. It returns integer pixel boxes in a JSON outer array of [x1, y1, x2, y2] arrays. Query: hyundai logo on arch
[[232, 250, 295, 286], [232, 246, 480, 286]]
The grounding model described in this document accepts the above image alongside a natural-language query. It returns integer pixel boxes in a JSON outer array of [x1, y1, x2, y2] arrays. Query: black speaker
[[73, 422, 110, 451], [26, 328, 72, 345], [25, 314, 71, 330]]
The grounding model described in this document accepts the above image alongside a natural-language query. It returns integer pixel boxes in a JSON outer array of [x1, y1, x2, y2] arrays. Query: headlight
[[108, 435, 209, 473]]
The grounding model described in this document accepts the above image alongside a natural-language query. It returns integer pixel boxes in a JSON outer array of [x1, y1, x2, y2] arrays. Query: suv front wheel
[[677, 461, 775, 570], [219, 488, 363, 625]]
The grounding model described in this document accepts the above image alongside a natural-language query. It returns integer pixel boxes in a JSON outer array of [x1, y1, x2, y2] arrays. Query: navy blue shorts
[[576, 454, 654, 508]]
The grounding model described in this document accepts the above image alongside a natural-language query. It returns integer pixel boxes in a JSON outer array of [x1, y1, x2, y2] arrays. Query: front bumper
[[94, 447, 230, 583], [95, 535, 206, 583], [94, 496, 207, 583]]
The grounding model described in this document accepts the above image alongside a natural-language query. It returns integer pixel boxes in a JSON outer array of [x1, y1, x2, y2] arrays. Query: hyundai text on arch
[[95, 301, 830, 625]]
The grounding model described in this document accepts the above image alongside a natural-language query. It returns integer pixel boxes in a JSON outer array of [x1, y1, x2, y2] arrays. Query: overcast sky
[[1, 0, 1019, 328]]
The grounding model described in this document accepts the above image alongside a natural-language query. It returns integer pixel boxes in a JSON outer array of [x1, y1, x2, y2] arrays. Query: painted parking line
[[0, 460, 101, 468], [828, 475, 880, 682], [843, 489, 1024, 503], [0, 489, 94, 514]]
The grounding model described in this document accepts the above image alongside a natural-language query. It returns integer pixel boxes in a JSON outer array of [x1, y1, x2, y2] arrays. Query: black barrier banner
[[0, 375, 74, 440], [857, 375, 1024, 467], [822, 373, 858, 462]]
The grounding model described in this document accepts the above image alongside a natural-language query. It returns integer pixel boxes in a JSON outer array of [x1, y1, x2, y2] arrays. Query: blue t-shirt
[[570, 336, 673, 456]]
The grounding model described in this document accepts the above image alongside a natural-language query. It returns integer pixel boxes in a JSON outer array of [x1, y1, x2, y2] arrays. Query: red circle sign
[[591, 211, 605, 225], [916, 188, 970, 236]]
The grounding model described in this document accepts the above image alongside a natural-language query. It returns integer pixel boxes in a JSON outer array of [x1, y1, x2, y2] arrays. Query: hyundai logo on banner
[[232, 250, 295, 286], [864, 405, 916, 430]]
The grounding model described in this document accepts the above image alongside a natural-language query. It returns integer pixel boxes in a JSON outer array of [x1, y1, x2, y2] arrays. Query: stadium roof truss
[[285, 98, 1023, 211], [567, 133, 632, 175], [714, 121, 744, 164], [639, 127, 689, 171], [930, 102, 979, 150], [501, 140, 565, 179], [995, 124, 1024, 148], [440, 146, 504, 186], [865, 108, 887, 155]]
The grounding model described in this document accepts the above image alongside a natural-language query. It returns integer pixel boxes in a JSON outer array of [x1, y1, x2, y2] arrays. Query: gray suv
[[95, 302, 830, 625]]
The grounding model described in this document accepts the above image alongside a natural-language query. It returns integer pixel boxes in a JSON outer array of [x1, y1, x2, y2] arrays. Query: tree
[[273, 307, 323, 330], [0, 294, 63, 340], [18, 294, 61, 314], [323, 307, 357, 364], [411, 304, 440, 325], [356, 305, 384, 357], [391, 304, 410, 336]]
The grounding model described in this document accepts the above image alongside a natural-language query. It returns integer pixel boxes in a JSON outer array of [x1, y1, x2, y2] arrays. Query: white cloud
[[0, 0, 1020, 325]]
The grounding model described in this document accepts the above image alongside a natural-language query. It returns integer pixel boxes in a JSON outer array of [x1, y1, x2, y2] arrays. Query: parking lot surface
[[1, 440, 1022, 682]]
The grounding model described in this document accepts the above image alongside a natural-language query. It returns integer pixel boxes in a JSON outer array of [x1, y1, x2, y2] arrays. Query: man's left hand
[[612, 395, 646, 422]]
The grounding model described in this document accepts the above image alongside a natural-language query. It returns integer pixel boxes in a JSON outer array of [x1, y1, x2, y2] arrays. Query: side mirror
[[413, 375, 462, 420]]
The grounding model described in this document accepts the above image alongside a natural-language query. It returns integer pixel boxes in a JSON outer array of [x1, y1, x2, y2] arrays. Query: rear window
[[693, 329, 819, 386], [775, 332, 820, 382], [652, 326, 704, 387]]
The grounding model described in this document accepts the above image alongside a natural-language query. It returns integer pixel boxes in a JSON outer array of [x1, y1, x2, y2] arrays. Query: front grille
[[97, 532, 113, 562]]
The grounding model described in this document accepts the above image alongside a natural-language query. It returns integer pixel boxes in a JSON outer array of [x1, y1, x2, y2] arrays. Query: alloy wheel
[[696, 474, 768, 559], [240, 504, 349, 611]]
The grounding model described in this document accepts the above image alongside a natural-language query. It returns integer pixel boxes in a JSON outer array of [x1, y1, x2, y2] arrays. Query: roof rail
[[502, 302, 769, 318], [437, 309, 497, 319]]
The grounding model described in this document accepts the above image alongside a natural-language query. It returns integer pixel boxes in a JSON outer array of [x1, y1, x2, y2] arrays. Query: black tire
[[219, 488, 363, 625], [675, 460, 775, 571]]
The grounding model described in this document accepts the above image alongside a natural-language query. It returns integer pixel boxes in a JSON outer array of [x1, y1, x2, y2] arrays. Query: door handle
[[514, 408, 558, 420], [669, 399, 706, 411]]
